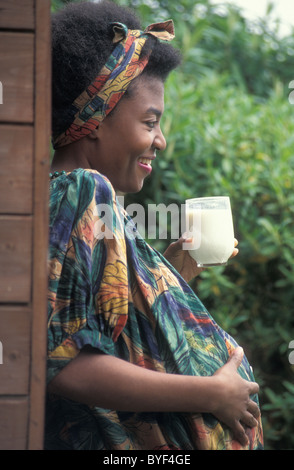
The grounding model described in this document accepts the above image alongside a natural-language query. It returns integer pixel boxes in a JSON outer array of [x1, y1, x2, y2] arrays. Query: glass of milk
[[184, 196, 235, 267]]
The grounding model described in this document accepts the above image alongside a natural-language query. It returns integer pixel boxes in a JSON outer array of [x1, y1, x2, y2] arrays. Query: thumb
[[163, 238, 183, 259], [175, 233, 192, 246], [227, 347, 244, 369], [166, 234, 191, 253], [180, 232, 194, 251]]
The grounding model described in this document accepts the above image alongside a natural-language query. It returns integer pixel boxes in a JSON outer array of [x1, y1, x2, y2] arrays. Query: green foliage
[[51, 0, 83, 12], [263, 381, 294, 446], [52, 0, 294, 449]]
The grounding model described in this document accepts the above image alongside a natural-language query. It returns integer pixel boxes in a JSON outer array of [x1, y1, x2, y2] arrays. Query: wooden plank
[[0, 0, 34, 30], [0, 398, 29, 450], [0, 306, 31, 395], [0, 32, 34, 123], [28, 0, 51, 450], [0, 216, 32, 303], [0, 125, 33, 214]]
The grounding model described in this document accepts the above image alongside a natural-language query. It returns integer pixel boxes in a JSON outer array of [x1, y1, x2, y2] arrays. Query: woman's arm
[[48, 346, 259, 446]]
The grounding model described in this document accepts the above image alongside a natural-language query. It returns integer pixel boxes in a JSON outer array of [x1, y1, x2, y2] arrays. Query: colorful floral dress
[[45, 168, 263, 450]]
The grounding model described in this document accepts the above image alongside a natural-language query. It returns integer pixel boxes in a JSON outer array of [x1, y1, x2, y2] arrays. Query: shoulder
[[50, 169, 115, 206], [55, 168, 114, 192], [49, 169, 119, 252], [49, 169, 118, 231], [84, 169, 116, 202]]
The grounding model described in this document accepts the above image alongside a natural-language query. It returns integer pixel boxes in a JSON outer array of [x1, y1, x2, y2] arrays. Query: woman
[[46, 0, 263, 450]]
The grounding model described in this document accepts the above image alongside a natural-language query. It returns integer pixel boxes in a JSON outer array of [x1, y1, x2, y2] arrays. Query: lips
[[137, 156, 155, 173], [139, 157, 152, 166]]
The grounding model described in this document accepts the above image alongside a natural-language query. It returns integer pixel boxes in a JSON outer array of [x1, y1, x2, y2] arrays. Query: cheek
[[132, 130, 153, 153], [106, 119, 152, 162], [120, 138, 150, 161]]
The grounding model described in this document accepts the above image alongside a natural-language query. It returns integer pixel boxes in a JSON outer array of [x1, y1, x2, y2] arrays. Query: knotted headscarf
[[52, 20, 175, 149]]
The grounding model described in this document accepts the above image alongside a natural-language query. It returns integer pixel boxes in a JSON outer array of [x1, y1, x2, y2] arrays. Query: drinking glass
[[184, 196, 235, 267]]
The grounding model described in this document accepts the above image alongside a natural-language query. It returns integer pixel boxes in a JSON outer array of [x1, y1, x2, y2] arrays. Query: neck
[[51, 139, 93, 172]]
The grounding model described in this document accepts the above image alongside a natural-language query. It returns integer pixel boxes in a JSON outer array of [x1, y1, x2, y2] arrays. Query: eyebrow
[[145, 106, 162, 118]]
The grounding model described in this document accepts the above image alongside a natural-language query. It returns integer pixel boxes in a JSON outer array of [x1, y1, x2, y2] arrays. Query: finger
[[233, 421, 249, 447], [230, 239, 239, 258], [240, 411, 258, 429], [230, 247, 239, 259], [227, 347, 244, 369], [170, 234, 193, 251], [247, 400, 260, 418], [181, 233, 196, 252], [181, 231, 192, 241], [181, 232, 194, 244], [248, 381, 260, 396]]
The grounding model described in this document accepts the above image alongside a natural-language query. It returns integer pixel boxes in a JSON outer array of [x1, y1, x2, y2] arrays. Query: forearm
[[48, 349, 218, 413], [48, 346, 260, 446]]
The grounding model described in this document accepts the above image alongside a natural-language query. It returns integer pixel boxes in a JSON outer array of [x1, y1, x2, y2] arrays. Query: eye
[[145, 121, 156, 129]]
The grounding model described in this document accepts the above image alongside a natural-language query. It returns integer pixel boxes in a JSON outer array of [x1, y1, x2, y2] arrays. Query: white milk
[[186, 208, 234, 266]]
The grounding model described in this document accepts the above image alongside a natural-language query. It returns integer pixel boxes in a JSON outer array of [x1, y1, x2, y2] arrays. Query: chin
[[120, 179, 145, 194]]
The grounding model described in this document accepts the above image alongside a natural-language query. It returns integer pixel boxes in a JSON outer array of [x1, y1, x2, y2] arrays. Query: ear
[[88, 127, 99, 140]]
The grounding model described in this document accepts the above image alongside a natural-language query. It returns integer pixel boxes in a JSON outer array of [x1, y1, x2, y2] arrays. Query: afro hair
[[52, 0, 181, 137]]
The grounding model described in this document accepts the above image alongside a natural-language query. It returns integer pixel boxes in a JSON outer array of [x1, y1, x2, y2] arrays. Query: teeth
[[139, 157, 152, 165]]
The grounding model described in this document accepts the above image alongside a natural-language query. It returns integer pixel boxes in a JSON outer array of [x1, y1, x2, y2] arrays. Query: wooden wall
[[0, 0, 51, 449]]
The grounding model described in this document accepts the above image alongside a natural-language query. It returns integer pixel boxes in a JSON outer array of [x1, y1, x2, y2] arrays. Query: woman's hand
[[211, 347, 260, 447], [163, 235, 239, 283], [163, 233, 204, 282]]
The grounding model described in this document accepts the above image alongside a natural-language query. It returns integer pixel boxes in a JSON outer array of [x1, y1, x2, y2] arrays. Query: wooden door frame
[[28, 0, 51, 449]]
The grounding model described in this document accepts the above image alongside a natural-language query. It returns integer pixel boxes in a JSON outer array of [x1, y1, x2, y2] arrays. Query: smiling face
[[89, 75, 166, 193]]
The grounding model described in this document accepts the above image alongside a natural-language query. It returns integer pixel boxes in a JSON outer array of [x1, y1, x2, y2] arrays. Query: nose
[[154, 125, 166, 152]]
